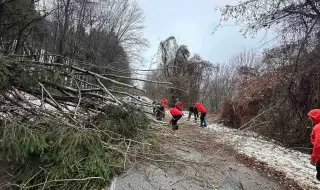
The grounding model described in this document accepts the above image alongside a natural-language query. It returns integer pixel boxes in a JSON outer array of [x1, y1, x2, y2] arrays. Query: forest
[[1, 0, 320, 189]]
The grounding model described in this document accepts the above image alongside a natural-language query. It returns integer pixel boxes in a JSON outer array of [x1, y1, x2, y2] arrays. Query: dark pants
[[195, 110, 199, 119], [155, 110, 163, 120], [188, 111, 198, 121], [200, 113, 206, 127], [172, 115, 182, 130], [317, 160, 320, 181], [154, 105, 164, 121]]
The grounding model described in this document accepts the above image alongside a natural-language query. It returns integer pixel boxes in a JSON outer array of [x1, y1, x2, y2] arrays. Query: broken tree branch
[[17, 60, 146, 92], [96, 77, 123, 105]]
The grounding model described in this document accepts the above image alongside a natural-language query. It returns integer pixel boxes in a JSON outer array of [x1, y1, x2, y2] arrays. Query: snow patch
[[208, 124, 318, 189], [108, 176, 117, 190]]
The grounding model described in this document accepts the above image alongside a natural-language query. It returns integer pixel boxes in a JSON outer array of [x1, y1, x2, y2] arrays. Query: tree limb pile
[[0, 55, 171, 125], [0, 54, 174, 189]]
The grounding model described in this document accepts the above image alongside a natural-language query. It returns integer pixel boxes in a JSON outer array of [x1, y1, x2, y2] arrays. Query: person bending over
[[195, 102, 207, 127], [170, 106, 183, 131]]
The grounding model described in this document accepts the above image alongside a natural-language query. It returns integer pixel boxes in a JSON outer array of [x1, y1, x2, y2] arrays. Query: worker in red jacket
[[169, 106, 183, 130], [195, 102, 207, 127], [160, 98, 168, 118], [308, 109, 320, 182], [175, 101, 183, 111]]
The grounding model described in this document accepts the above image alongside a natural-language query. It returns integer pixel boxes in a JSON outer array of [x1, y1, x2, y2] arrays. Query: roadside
[[207, 122, 319, 190]]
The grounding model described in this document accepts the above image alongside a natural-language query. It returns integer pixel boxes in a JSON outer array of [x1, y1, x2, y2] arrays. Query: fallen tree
[[0, 55, 171, 189]]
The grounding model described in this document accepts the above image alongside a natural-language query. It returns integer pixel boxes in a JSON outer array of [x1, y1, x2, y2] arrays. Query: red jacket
[[308, 109, 320, 163], [170, 108, 182, 116], [195, 102, 206, 113], [161, 98, 168, 108], [175, 101, 183, 111], [160, 98, 168, 111]]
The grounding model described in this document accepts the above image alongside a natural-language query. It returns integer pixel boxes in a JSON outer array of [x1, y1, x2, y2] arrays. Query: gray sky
[[137, 0, 275, 69]]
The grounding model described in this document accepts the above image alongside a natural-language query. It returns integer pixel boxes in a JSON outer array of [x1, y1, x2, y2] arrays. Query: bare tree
[[145, 36, 214, 107], [219, 0, 320, 44], [200, 49, 260, 112]]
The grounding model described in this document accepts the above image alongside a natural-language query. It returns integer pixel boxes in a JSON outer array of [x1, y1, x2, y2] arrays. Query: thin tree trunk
[[57, 0, 71, 63]]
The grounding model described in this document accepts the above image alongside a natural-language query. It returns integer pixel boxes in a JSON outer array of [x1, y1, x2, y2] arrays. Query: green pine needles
[[0, 104, 150, 189]]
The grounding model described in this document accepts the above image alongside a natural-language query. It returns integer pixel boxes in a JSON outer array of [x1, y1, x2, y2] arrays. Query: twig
[[38, 83, 63, 111], [73, 79, 82, 117], [41, 174, 49, 190], [238, 101, 283, 130], [124, 140, 132, 169], [22, 169, 43, 188], [96, 77, 123, 105], [41, 85, 44, 108], [38, 82, 77, 123], [170, 177, 186, 186], [8, 177, 104, 189], [101, 73, 173, 85], [243, 121, 271, 131]]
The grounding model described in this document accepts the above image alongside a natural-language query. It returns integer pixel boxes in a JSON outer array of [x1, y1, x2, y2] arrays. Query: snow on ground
[[208, 124, 319, 189]]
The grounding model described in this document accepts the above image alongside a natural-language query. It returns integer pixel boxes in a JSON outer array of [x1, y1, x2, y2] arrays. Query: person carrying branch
[[169, 105, 183, 131], [308, 109, 320, 183], [196, 102, 207, 127]]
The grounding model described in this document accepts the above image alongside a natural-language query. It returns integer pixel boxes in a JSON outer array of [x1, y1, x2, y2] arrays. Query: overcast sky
[[136, 0, 275, 69]]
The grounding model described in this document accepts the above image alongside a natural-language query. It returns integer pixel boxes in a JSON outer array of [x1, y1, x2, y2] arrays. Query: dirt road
[[110, 120, 299, 190]]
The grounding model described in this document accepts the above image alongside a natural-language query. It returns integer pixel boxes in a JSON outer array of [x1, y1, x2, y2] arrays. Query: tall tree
[[145, 36, 213, 107]]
